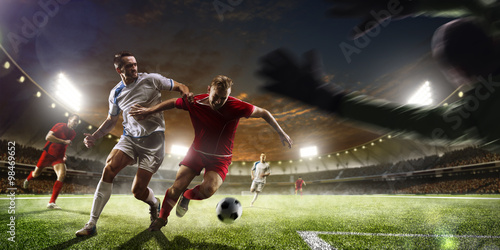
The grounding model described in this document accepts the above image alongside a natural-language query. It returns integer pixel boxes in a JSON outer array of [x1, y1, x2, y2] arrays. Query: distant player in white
[[250, 153, 270, 206], [75, 51, 193, 236]]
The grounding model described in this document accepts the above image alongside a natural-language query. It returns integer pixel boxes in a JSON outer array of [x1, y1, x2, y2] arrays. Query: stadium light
[[171, 145, 188, 156], [300, 146, 317, 158], [55, 73, 82, 112], [407, 81, 433, 106]]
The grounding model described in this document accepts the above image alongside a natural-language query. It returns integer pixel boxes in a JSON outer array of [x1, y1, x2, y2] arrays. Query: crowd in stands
[[433, 147, 500, 169], [0, 139, 42, 165], [0, 139, 105, 172], [395, 177, 500, 194], [1, 140, 499, 195], [0, 178, 96, 194]]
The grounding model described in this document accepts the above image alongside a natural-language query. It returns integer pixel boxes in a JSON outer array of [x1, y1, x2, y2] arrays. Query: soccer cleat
[[148, 218, 168, 231], [75, 222, 97, 237], [176, 192, 190, 218], [149, 197, 161, 223], [23, 179, 29, 189], [47, 203, 62, 210]]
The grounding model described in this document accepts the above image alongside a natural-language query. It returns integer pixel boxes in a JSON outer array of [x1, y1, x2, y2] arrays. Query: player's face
[[208, 86, 231, 110], [120, 56, 138, 80], [260, 153, 266, 162], [67, 116, 79, 129]]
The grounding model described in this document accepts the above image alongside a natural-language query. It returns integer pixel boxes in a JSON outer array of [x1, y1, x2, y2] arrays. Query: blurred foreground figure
[[258, 1, 500, 151], [23, 114, 79, 209]]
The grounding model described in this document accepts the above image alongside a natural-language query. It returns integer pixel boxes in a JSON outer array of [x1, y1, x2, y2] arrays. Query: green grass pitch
[[2, 194, 500, 249]]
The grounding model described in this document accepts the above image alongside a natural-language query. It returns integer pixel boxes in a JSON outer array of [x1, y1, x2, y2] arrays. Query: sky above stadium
[[0, 0, 456, 161]]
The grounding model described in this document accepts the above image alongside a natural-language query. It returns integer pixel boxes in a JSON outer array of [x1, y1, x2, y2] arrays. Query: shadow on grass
[[19, 208, 90, 217], [117, 229, 239, 249], [41, 234, 96, 250]]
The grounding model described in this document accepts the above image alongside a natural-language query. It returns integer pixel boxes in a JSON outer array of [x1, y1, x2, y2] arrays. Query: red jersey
[[43, 123, 76, 158], [175, 94, 255, 157], [296, 179, 305, 188]]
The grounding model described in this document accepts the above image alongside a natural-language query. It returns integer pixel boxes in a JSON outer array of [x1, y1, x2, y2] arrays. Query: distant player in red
[[295, 177, 306, 197], [130, 75, 293, 231], [23, 114, 80, 209]]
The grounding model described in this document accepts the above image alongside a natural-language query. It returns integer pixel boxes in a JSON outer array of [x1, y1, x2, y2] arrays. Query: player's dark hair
[[211, 75, 233, 90], [114, 51, 134, 69]]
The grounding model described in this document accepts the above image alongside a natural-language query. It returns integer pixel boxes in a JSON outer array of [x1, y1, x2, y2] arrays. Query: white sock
[[89, 181, 113, 225], [251, 192, 259, 204], [145, 187, 157, 206]]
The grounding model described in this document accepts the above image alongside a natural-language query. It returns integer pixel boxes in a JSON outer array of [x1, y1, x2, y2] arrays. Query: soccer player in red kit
[[295, 177, 306, 196], [23, 114, 80, 209], [130, 75, 293, 231]]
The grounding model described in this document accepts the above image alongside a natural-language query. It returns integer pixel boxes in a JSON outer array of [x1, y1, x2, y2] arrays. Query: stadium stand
[[1, 141, 498, 196]]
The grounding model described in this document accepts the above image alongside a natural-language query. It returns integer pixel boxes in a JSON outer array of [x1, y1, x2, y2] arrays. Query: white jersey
[[108, 73, 174, 137], [252, 161, 270, 183]]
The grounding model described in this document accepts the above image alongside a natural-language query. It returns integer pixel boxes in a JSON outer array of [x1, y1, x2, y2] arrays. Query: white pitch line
[[297, 231, 500, 250], [0, 196, 95, 200], [368, 195, 500, 200]]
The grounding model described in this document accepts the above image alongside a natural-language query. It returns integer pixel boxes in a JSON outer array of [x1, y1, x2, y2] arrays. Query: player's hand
[[257, 48, 345, 113], [83, 133, 96, 148], [130, 104, 152, 120], [64, 139, 72, 145], [183, 92, 194, 104], [279, 131, 293, 149]]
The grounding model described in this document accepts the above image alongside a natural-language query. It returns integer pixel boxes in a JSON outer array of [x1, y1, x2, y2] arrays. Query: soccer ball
[[215, 197, 242, 224]]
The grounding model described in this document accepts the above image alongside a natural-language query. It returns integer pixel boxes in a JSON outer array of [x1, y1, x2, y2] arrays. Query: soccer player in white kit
[[250, 153, 270, 206], [75, 51, 193, 236]]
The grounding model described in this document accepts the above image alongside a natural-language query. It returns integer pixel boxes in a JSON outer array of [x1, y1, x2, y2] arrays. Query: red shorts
[[36, 151, 64, 168], [180, 147, 232, 181]]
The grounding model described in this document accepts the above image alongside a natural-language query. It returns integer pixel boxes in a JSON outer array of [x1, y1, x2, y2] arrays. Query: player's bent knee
[[200, 185, 218, 198]]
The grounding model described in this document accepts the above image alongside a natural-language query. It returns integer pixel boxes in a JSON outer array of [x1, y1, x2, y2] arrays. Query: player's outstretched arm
[[45, 131, 71, 145], [172, 80, 194, 103], [129, 98, 178, 120], [83, 114, 119, 148], [250, 106, 293, 148], [257, 48, 346, 114]]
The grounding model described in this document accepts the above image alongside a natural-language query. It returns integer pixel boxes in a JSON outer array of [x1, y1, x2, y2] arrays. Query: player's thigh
[[250, 181, 257, 192], [105, 149, 134, 172], [52, 163, 67, 176]]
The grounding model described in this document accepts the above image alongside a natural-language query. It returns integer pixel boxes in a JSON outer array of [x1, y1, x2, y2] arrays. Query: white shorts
[[113, 131, 165, 174], [250, 181, 265, 192]]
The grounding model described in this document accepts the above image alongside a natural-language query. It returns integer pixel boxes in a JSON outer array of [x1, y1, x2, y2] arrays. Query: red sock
[[183, 185, 204, 200], [159, 189, 178, 219], [49, 180, 63, 203], [26, 171, 34, 181]]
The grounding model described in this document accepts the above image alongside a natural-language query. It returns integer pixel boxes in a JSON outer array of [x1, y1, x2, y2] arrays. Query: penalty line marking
[[0, 196, 95, 200], [297, 231, 500, 250]]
